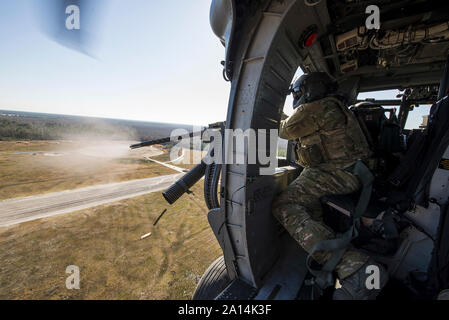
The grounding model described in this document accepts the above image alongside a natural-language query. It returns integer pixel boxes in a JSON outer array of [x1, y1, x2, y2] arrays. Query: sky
[[0, 0, 230, 126], [0, 1, 427, 128]]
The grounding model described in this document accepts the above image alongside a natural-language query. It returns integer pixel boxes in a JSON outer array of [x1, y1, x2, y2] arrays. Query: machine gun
[[129, 122, 224, 207], [130, 130, 204, 149]]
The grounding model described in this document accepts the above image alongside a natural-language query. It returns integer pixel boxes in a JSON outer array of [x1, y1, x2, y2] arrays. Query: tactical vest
[[294, 97, 372, 168]]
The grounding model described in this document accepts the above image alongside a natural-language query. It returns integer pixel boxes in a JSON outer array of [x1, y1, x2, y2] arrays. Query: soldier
[[272, 72, 388, 299]]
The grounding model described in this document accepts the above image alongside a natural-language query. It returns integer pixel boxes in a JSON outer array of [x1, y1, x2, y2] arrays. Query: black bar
[[438, 55, 449, 100], [153, 209, 168, 226]]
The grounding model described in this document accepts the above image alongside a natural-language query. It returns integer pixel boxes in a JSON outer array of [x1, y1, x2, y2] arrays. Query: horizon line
[[0, 108, 206, 128]]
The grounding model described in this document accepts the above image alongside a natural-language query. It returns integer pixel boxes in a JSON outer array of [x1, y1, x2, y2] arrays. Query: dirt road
[[0, 173, 182, 227]]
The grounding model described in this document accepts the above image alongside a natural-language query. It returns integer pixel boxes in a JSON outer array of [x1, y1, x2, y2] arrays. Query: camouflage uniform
[[272, 96, 372, 279]]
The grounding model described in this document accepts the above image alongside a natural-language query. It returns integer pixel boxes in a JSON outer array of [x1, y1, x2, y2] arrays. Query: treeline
[[0, 111, 195, 142], [0, 118, 137, 141]]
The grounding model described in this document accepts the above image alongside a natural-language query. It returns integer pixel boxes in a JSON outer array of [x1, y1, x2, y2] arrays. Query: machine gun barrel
[[129, 122, 225, 150], [132, 121, 225, 204], [129, 130, 204, 149]]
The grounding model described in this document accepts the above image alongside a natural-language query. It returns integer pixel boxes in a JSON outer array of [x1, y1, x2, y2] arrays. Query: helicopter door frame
[[218, 0, 331, 289]]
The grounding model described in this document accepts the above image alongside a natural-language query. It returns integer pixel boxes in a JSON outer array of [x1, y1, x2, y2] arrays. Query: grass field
[[0, 182, 221, 299], [0, 141, 176, 201]]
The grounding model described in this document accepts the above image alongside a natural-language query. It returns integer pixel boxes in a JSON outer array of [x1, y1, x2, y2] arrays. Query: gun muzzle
[[163, 161, 207, 204]]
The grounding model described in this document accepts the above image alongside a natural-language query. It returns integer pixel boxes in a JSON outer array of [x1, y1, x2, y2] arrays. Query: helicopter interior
[[204, 0, 449, 300]]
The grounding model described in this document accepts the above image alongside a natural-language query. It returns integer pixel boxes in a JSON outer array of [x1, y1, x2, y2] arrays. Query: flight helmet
[[291, 72, 338, 108]]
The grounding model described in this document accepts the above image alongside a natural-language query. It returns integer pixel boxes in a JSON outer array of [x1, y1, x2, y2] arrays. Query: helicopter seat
[[320, 191, 402, 256]]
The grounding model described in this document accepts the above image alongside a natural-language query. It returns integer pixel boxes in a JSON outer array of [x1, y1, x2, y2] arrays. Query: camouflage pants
[[272, 166, 369, 279]]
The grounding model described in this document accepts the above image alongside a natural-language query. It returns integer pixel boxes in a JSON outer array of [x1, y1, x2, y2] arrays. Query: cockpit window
[[357, 90, 431, 130], [403, 106, 431, 130]]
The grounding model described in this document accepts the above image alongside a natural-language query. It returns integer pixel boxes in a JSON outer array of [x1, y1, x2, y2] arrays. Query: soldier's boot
[[333, 258, 388, 300]]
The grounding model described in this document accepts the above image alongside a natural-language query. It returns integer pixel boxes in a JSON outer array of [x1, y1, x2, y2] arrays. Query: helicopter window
[[276, 67, 304, 167], [357, 90, 432, 130], [403, 106, 431, 130], [282, 67, 304, 118], [357, 89, 399, 101], [277, 138, 288, 159]]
